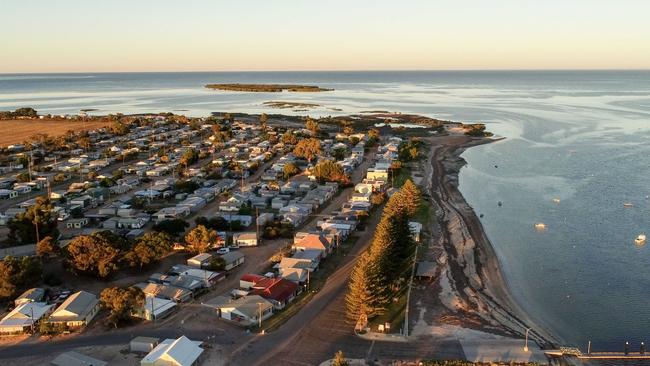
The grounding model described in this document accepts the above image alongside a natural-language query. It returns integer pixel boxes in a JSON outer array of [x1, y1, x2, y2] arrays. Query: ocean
[[2, 70, 650, 350]]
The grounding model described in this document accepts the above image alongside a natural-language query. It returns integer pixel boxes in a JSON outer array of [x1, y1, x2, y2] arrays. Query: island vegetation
[[205, 83, 333, 92]]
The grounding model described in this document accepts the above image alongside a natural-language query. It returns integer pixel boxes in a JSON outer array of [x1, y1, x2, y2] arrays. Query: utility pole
[[34, 211, 40, 244], [257, 302, 263, 330], [150, 296, 155, 322], [255, 208, 260, 246], [30, 306, 35, 334]]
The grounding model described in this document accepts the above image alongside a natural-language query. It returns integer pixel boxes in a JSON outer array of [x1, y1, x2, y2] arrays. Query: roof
[[240, 273, 265, 283], [141, 283, 192, 301], [144, 296, 177, 317], [294, 234, 330, 250], [131, 336, 160, 345], [214, 295, 273, 319], [234, 232, 257, 241], [0, 302, 52, 328], [50, 351, 107, 366], [280, 267, 308, 283], [188, 253, 212, 262], [221, 251, 245, 263], [142, 336, 203, 366], [15, 287, 45, 303], [250, 278, 299, 302], [292, 249, 322, 261], [50, 291, 98, 321], [416, 261, 437, 278]]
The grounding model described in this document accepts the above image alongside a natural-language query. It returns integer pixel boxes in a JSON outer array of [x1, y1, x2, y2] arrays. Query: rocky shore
[[423, 133, 559, 348]]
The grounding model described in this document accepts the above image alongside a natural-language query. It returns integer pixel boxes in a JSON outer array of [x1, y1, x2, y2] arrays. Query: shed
[[415, 261, 437, 280], [187, 253, 213, 268], [50, 351, 107, 366], [130, 336, 161, 353], [221, 251, 245, 271]]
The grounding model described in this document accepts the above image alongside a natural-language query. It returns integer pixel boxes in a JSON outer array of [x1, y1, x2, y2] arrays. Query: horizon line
[[2, 68, 650, 75]]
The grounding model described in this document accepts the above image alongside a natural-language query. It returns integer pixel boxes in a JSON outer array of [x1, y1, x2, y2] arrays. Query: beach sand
[[414, 132, 559, 349]]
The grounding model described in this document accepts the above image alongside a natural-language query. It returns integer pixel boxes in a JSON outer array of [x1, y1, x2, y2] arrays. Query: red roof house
[[249, 278, 300, 310]]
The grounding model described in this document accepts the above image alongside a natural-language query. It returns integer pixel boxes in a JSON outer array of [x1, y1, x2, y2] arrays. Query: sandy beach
[[419, 132, 559, 348]]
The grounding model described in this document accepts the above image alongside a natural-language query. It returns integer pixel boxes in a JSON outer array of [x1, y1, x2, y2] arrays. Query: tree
[[36, 236, 59, 257], [398, 179, 422, 217], [65, 233, 121, 278], [332, 351, 349, 366], [332, 147, 347, 161], [175, 180, 200, 194], [8, 196, 59, 244], [368, 128, 380, 141], [180, 148, 199, 167], [305, 117, 319, 134], [343, 126, 354, 136], [293, 138, 321, 163], [345, 252, 389, 321], [14, 107, 38, 118], [153, 218, 189, 237], [259, 113, 268, 129], [208, 256, 226, 271], [282, 162, 299, 179], [313, 160, 349, 184], [281, 131, 298, 145], [124, 232, 173, 268], [100, 286, 145, 328], [109, 121, 130, 136], [0, 256, 43, 300], [185, 225, 219, 254]]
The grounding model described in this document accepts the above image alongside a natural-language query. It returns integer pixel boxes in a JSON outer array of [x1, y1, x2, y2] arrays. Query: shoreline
[[426, 134, 559, 348]]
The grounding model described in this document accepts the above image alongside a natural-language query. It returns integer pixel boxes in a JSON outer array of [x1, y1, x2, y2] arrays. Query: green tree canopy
[[153, 218, 189, 237], [293, 138, 321, 163], [281, 131, 298, 145], [124, 232, 173, 268], [65, 232, 122, 278], [36, 236, 59, 257], [282, 162, 299, 179], [184, 225, 220, 254], [8, 196, 59, 244], [313, 160, 349, 184], [100, 286, 145, 328], [0, 256, 43, 300]]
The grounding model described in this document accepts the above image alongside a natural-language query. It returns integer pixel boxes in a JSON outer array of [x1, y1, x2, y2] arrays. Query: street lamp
[[524, 327, 531, 352]]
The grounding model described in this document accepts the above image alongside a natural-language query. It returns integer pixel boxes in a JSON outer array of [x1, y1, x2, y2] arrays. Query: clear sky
[[2, 0, 649, 72]]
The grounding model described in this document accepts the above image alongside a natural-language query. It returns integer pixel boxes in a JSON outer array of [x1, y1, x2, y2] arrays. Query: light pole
[[524, 327, 531, 352], [257, 302, 263, 331]]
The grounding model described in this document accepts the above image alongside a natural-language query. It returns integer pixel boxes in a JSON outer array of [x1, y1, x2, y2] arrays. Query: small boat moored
[[635, 234, 646, 245], [534, 223, 546, 231]]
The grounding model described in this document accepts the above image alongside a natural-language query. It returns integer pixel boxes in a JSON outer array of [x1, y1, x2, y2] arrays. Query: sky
[[1, 0, 650, 73]]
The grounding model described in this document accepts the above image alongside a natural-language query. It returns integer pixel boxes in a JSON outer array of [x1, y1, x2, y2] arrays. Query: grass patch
[[368, 289, 407, 334], [392, 165, 412, 188]]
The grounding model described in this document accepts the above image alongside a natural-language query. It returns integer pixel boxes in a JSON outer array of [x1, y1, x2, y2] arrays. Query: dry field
[[0, 119, 110, 147]]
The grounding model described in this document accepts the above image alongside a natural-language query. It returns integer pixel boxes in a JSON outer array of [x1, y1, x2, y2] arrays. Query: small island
[[205, 83, 333, 92]]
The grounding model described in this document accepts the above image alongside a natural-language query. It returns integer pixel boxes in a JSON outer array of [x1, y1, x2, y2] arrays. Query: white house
[[0, 302, 52, 334], [233, 232, 258, 247], [141, 336, 204, 366]]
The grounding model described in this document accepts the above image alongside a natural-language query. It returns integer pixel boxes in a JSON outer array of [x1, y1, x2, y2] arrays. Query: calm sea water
[[2, 70, 650, 349]]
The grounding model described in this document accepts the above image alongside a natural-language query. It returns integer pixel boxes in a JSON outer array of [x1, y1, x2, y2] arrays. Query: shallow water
[[2, 70, 650, 349]]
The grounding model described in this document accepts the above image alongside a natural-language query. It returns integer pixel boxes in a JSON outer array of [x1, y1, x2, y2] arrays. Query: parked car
[[216, 247, 230, 255]]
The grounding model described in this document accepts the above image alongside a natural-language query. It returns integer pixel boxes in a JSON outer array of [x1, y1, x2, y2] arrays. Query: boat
[[534, 223, 546, 231], [552, 198, 561, 204], [624, 202, 634, 208], [635, 234, 646, 245]]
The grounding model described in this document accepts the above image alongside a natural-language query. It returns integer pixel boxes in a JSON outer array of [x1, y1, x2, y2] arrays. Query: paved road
[[230, 147, 465, 366]]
